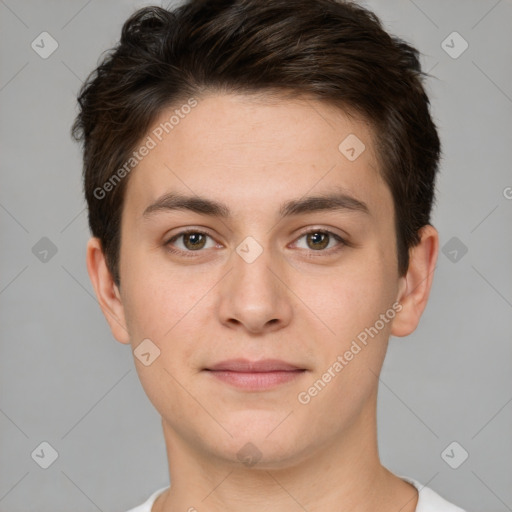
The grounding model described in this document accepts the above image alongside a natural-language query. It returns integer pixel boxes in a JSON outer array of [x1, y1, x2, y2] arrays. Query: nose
[[217, 241, 293, 334]]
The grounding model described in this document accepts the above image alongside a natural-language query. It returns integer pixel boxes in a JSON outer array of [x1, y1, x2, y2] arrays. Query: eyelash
[[164, 228, 348, 257]]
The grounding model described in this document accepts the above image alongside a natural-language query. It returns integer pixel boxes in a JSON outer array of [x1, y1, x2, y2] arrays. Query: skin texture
[[86, 93, 438, 512]]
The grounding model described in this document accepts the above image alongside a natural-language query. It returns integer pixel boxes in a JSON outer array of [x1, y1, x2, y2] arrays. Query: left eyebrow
[[279, 192, 370, 217], [142, 190, 370, 219]]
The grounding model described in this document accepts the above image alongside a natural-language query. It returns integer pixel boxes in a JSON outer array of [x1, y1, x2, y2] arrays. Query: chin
[[207, 424, 310, 470]]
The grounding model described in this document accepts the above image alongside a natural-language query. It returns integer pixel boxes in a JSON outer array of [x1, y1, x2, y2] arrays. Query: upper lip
[[206, 359, 304, 372]]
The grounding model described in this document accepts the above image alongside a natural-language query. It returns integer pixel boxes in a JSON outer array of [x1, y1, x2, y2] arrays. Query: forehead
[[122, 92, 391, 219]]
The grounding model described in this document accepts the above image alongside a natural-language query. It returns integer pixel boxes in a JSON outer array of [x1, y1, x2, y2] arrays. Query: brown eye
[[306, 232, 330, 250], [166, 230, 216, 253], [183, 232, 207, 250], [293, 229, 346, 253]]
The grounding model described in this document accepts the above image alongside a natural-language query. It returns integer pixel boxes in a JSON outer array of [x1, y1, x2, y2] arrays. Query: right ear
[[86, 237, 130, 344]]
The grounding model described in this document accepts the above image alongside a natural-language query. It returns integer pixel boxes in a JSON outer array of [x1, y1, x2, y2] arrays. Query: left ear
[[391, 224, 439, 337]]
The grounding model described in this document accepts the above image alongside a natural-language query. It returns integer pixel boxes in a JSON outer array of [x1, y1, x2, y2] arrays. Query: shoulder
[[399, 475, 467, 512], [124, 486, 169, 512]]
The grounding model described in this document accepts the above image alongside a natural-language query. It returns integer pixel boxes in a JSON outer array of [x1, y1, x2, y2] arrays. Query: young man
[[72, 1, 467, 510]]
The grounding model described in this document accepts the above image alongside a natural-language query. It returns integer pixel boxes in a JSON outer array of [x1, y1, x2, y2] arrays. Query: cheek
[[293, 255, 396, 421], [119, 247, 215, 361], [120, 262, 203, 410], [120, 241, 177, 334], [301, 252, 396, 344], [123, 279, 188, 347]]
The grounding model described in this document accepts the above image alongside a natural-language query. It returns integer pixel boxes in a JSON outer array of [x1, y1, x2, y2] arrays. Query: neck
[[155, 390, 418, 512]]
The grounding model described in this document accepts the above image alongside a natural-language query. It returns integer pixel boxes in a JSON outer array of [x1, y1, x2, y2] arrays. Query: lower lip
[[206, 370, 305, 391]]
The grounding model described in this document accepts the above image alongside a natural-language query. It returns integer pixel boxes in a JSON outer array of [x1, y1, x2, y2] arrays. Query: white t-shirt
[[125, 475, 467, 512]]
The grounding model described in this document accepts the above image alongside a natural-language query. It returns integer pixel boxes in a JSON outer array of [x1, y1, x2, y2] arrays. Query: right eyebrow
[[143, 193, 230, 219]]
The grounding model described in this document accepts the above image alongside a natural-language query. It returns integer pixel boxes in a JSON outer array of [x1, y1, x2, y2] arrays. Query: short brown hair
[[72, 0, 441, 286]]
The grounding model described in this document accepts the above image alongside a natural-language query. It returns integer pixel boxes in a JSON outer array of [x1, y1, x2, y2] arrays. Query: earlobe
[[391, 225, 439, 338], [86, 237, 130, 344]]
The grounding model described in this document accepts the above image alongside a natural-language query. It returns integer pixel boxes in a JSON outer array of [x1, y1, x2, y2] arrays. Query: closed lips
[[205, 359, 305, 372]]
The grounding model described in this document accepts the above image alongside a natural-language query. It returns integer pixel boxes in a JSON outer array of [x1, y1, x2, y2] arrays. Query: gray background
[[1, 0, 511, 511]]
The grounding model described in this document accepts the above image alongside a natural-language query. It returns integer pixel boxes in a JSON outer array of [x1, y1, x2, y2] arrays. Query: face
[[107, 92, 408, 468]]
